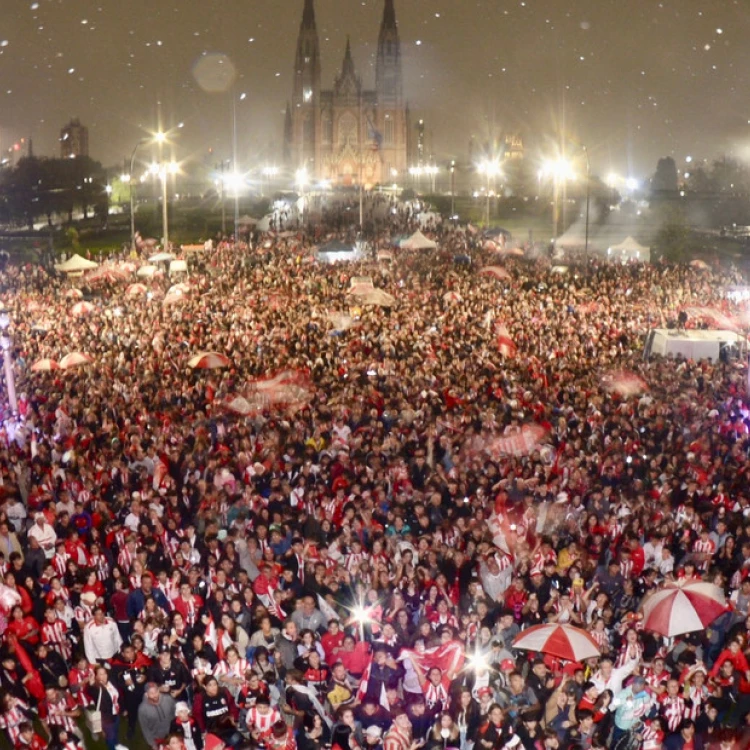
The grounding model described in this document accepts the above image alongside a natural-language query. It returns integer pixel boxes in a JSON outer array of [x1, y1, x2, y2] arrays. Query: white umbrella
[[125, 283, 149, 297], [149, 252, 176, 263], [59, 352, 94, 369], [136, 265, 159, 278]]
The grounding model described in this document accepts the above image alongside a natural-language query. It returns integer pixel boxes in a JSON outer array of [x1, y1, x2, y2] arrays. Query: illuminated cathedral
[[284, 0, 410, 187]]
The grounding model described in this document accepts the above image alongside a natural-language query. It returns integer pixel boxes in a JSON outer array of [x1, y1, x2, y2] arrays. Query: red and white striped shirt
[[41, 619, 72, 661], [246, 706, 281, 737], [0, 700, 31, 743], [659, 695, 687, 733], [45, 692, 79, 732]]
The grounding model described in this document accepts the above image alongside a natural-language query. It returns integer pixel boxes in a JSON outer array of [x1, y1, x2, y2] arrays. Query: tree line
[[0, 156, 108, 230]]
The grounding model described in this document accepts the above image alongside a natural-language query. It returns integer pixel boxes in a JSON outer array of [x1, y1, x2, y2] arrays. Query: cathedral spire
[[301, 0, 316, 29], [376, 0, 402, 103], [341, 36, 355, 78], [382, 0, 397, 30]]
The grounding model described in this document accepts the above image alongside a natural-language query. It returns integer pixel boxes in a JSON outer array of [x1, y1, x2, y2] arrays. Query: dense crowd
[[0, 225, 747, 750]]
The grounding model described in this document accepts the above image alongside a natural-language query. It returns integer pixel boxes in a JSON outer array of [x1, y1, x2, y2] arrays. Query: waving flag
[[486, 424, 547, 459], [367, 117, 383, 152], [601, 369, 649, 397], [356, 658, 390, 710], [399, 640, 465, 679], [495, 322, 517, 358], [681, 306, 740, 332]]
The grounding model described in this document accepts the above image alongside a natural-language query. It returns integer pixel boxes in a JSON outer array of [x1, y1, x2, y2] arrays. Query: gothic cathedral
[[284, 0, 410, 187]]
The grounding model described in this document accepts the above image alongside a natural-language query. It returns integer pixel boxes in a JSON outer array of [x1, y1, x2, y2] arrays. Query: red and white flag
[[399, 640, 465, 680], [356, 658, 390, 711], [486, 424, 547, 459], [601, 369, 648, 397], [494, 322, 517, 358]]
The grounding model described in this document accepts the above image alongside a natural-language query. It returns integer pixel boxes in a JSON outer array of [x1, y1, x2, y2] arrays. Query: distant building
[[60, 118, 89, 159], [284, 0, 410, 186], [504, 134, 524, 161]]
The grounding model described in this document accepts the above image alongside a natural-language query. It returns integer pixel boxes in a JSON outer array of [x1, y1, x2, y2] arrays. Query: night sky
[[1, 0, 748, 180]]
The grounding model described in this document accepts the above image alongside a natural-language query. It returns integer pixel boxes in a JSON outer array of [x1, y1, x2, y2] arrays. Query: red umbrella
[[513, 624, 601, 662], [187, 351, 232, 369], [31, 358, 61, 372], [640, 580, 727, 637], [64, 288, 83, 299]]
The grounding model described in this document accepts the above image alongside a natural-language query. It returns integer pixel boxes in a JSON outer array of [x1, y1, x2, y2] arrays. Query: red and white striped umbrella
[[479, 265, 511, 280], [30, 358, 61, 372], [125, 283, 148, 297], [640, 579, 727, 637], [163, 292, 187, 306], [443, 291, 462, 304], [513, 624, 601, 662], [59, 352, 94, 369], [64, 288, 83, 299], [86, 267, 127, 284], [187, 351, 232, 369], [504, 246, 525, 257], [70, 301, 95, 317], [167, 283, 191, 296]]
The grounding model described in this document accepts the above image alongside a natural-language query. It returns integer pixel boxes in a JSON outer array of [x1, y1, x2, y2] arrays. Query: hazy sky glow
[[1, 0, 749, 179]]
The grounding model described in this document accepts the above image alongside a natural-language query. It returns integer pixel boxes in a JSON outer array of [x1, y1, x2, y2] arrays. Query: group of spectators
[[0, 220, 747, 750]]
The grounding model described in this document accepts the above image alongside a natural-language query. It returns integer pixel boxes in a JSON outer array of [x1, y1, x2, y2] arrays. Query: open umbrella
[[479, 265, 511, 280], [31, 358, 61, 372], [163, 292, 187, 306], [504, 246, 525, 257], [64, 288, 83, 299], [86, 267, 127, 284], [70, 301, 95, 316], [125, 283, 148, 297], [137, 265, 160, 278], [149, 252, 175, 263], [59, 352, 94, 369], [167, 283, 191, 296], [187, 351, 232, 369], [690, 259, 710, 270], [513, 624, 601, 662], [640, 579, 727, 637]]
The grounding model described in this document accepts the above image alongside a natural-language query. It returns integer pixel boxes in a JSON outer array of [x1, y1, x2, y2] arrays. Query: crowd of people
[[0, 222, 747, 750]]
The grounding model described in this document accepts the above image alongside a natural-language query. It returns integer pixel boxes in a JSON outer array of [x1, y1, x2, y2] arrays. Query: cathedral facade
[[284, 0, 410, 187]]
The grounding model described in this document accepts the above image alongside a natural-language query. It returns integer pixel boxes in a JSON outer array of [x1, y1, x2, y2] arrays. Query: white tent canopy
[[169, 259, 188, 275], [401, 230, 437, 250], [608, 236, 650, 263], [55, 254, 98, 273]]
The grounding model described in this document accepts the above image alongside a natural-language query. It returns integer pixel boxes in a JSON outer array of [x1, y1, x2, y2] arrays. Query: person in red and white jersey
[[0, 694, 33, 744], [41, 686, 81, 737], [13, 722, 47, 750], [659, 679, 688, 733], [644, 656, 670, 696], [40, 607, 72, 662], [245, 696, 281, 743], [693, 527, 717, 572]]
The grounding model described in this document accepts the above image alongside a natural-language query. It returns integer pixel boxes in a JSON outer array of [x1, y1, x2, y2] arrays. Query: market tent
[[401, 230, 437, 250], [607, 236, 650, 263], [316, 240, 359, 263], [55, 254, 98, 273]]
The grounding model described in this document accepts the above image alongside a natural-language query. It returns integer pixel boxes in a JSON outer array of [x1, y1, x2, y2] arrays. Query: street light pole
[[0, 310, 17, 416], [161, 169, 169, 252], [583, 146, 591, 260], [450, 161, 455, 219], [129, 138, 148, 253]]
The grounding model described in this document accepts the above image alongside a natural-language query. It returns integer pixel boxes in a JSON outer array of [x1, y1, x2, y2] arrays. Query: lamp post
[[129, 138, 149, 252], [0, 310, 17, 415], [450, 160, 456, 219], [478, 160, 502, 227], [149, 160, 178, 252], [295, 168, 308, 228], [541, 157, 575, 240], [582, 146, 591, 260]]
